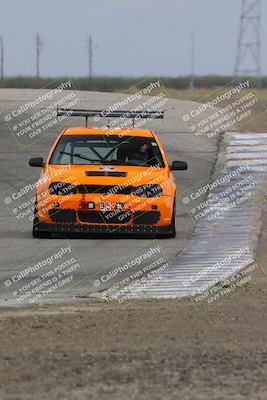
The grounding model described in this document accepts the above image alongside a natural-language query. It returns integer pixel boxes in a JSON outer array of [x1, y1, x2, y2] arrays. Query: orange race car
[[29, 109, 188, 238]]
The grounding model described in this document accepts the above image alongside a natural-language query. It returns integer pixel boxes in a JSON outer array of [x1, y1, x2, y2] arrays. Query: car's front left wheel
[[32, 197, 51, 238]]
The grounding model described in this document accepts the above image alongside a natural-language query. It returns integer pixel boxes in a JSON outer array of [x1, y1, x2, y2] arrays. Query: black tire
[[167, 200, 176, 238], [157, 201, 176, 239], [32, 197, 51, 238], [33, 229, 52, 238], [33, 228, 52, 238]]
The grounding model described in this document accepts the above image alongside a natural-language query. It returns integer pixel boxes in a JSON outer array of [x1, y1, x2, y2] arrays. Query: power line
[[234, 0, 261, 78]]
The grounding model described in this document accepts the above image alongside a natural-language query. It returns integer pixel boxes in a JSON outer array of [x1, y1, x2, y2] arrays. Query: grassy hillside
[[0, 75, 266, 92]]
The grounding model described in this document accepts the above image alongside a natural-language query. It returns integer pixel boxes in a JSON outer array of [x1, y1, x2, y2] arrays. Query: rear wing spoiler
[[57, 108, 164, 127]]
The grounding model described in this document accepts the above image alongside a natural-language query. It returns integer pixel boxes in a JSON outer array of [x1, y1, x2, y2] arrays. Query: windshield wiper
[[60, 151, 99, 163]]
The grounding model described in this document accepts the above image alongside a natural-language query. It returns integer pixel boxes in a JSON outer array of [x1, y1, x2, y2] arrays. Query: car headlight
[[132, 184, 162, 198], [49, 182, 77, 195]]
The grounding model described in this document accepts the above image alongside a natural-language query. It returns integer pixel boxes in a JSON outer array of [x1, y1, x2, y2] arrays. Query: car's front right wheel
[[167, 200, 176, 238], [157, 200, 176, 239]]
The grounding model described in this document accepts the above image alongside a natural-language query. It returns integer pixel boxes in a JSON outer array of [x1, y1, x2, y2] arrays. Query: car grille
[[77, 184, 132, 195], [133, 211, 161, 225], [48, 209, 161, 226], [78, 210, 132, 224], [76, 184, 162, 197], [49, 209, 76, 223]]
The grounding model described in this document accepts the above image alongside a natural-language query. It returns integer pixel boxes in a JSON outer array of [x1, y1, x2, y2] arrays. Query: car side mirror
[[29, 157, 44, 167], [170, 161, 188, 171]]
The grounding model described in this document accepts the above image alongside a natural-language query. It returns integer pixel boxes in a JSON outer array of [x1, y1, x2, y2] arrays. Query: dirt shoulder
[[0, 288, 267, 400]]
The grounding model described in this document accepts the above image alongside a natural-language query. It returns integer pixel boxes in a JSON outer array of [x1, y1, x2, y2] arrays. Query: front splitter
[[34, 222, 173, 236]]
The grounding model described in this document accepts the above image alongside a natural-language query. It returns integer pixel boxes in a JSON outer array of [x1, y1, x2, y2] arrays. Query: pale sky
[[1, 0, 266, 77]]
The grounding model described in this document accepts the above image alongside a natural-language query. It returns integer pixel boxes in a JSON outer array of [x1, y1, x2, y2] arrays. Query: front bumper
[[35, 192, 174, 237], [33, 221, 174, 236], [38, 193, 174, 226]]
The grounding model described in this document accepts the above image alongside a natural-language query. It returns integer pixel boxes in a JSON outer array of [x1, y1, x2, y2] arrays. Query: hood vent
[[85, 171, 127, 177]]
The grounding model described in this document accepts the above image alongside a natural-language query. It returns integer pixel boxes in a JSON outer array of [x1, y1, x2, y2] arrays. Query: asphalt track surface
[[0, 88, 219, 306]]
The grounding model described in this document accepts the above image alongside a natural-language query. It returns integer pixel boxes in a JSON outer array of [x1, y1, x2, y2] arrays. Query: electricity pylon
[[234, 0, 261, 78]]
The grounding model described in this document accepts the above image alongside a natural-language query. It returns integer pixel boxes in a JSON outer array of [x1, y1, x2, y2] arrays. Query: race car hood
[[45, 164, 169, 189]]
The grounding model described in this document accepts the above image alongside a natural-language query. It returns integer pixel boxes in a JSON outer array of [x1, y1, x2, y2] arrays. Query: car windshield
[[49, 135, 165, 167]]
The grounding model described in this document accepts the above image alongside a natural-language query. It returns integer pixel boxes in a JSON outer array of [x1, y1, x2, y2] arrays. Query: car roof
[[63, 127, 154, 138]]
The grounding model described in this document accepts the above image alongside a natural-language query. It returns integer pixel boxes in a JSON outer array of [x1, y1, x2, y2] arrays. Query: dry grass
[[165, 87, 267, 133]]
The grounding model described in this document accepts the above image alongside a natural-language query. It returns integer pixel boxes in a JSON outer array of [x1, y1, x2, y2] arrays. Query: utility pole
[[190, 31, 195, 91], [36, 33, 43, 80], [86, 35, 93, 79], [0, 36, 4, 84], [234, 0, 261, 79]]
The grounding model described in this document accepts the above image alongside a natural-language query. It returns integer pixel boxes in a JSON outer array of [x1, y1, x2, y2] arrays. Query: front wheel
[[32, 197, 51, 238], [167, 201, 176, 238], [157, 201, 176, 239]]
